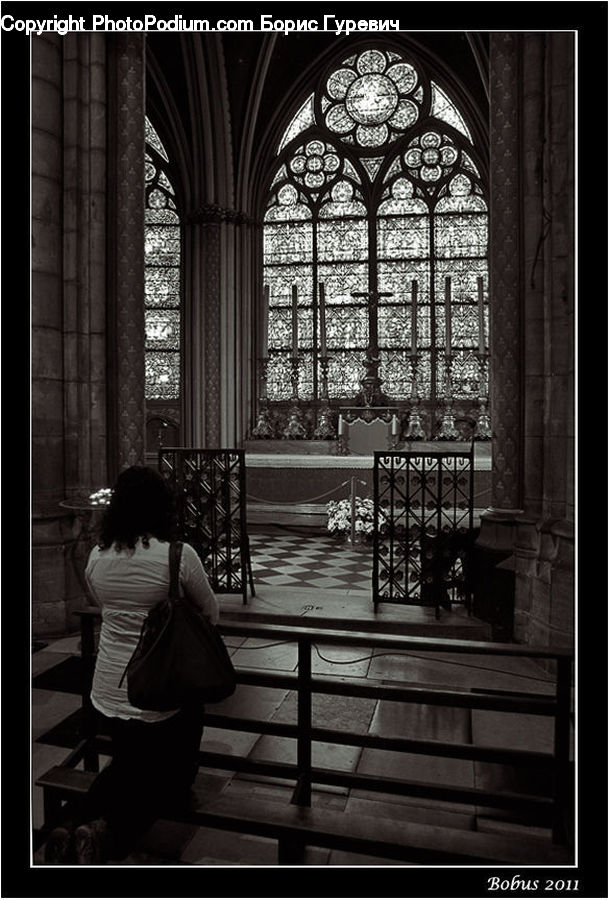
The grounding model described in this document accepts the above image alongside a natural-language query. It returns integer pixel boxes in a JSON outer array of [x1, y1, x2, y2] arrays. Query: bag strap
[[169, 540, 183, 602]]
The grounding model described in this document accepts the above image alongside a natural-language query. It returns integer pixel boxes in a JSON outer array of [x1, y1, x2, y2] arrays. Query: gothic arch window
[[261, 45, 489, 438], [144, 117, 181, 401]]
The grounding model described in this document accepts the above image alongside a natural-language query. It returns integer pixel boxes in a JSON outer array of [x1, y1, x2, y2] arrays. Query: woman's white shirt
[[85, 538, 220, 722]]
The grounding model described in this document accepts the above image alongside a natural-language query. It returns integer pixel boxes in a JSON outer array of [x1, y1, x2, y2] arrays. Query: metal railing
[[76, 610, 573, 846]]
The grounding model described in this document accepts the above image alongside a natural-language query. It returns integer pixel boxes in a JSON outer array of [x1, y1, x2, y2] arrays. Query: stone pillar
[[541, 33, 575, 524], [32, 34, 64, 516], [488, 32, 523, 514], [63, 34, 108, 495], [473, 33, 524, 638], [477, 33, 574, 649], [32, 34, 108, 636], [185, 206, 254, 447], [106, 35, 146, 477], [512, 34, 575, 651], [32, 34, 66, 636], [184, 216, 221, 447], [521, 33, 546, 517]]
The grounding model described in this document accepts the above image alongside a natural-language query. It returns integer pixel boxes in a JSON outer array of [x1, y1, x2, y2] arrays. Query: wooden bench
[[36, 764, 572, 866]]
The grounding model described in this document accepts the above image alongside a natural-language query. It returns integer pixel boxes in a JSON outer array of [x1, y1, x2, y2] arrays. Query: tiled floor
[[249, 528, 373, 590], [32, 528, 571, 867]]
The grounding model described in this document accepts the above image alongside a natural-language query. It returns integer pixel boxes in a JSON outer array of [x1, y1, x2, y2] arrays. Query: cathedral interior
[[19, 17, 591, 883]]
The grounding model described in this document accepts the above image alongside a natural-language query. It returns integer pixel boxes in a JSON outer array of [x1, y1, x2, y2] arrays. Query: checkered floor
[[248, 529, 372, 591]]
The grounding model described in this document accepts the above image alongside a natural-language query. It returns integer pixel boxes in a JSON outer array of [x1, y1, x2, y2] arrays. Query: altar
[[244, 440, 492, 528]]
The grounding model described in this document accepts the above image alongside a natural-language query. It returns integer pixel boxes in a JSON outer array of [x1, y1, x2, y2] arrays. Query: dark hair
[[98, 466, 176, 550]]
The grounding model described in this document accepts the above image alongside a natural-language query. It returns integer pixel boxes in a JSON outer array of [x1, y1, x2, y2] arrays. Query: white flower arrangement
[[326, 496, 380, 537], [89, 487, 113, 506]]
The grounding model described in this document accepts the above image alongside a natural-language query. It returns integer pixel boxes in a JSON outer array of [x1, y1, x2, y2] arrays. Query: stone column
[[32, 34, 108, 635], [512, 33, 575, 651], [521, 33, 546, 517], [32, 34, 66, 636], [541, 32, 575, 524], [473, 33, 524, 638], [63, 34, 108, 495], [476, 33, 575, 649], [184, 215, 221, 447], [487, 31, 524, 516], [184, 205, 254, 447], [106, 35, 146, 476]]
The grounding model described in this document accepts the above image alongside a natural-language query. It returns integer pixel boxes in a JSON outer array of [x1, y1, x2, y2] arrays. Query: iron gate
[[373, 447, 474, 615], [159, 448, 254, 605]]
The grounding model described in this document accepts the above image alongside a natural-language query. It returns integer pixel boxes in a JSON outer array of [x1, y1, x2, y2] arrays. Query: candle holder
[[259, 356, 270, 401], [283, 407, 307, 439], [314, 404, 336, 440], [251, 358, 276, 438], [474, 350, 492, 440], [251, 406, 275, 439], [405, 406, 426, 441], [405, 351, 426, 440], [436, 353, 459, 440], [290, 355, 300, 401], [437, 404, 460, 441], [313, 356, 335, 439], [318, 354, 330, 401]]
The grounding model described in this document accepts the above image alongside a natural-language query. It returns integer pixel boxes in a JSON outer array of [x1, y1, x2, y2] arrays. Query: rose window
[[345, 74, 399, 124], [289, 140, 341, 191], [324, 49, 420, 149], [404, 132, 459, 183]]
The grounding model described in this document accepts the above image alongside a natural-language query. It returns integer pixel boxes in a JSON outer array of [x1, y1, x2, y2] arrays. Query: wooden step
[[184, 793, 571, 866], [36, 766, 571, 866], [37, 766, 98, 796], [219, 606, 492, 641]]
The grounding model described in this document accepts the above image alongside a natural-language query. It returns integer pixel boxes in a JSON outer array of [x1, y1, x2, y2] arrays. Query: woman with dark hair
[[46, 465, 219, 864]]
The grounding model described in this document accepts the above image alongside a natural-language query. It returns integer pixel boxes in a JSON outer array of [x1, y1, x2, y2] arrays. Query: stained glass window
[[145, 118, 181, 400], [262, 44, 489, 425]]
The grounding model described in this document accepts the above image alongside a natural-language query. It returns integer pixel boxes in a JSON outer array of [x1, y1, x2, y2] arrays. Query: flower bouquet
[[325, 496, 380, 543], [89, 488, 113, 507]]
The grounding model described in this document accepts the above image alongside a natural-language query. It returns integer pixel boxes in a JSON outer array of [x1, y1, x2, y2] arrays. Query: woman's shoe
[[74, 819, 107, 865], [44, 826, 72, 864], [74, 824, 96, 864]]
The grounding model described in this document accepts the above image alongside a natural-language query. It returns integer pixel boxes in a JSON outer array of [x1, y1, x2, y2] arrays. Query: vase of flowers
[[325, 496, 379, 546]]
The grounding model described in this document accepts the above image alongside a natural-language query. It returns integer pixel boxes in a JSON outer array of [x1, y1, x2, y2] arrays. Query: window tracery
[[261, 43, 489, 438], [144, 118, 181, 400]]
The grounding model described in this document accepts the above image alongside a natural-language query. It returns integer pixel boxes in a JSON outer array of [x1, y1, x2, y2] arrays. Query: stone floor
[[32, 528, 572, 867]]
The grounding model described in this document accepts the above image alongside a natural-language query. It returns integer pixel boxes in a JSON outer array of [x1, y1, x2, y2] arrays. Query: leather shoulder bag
[[119, 541, 236, 711]]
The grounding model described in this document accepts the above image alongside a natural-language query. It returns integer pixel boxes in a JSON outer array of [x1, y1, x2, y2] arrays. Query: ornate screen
[[373, 447, 474, 616], [159, 448, 254, 605]]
